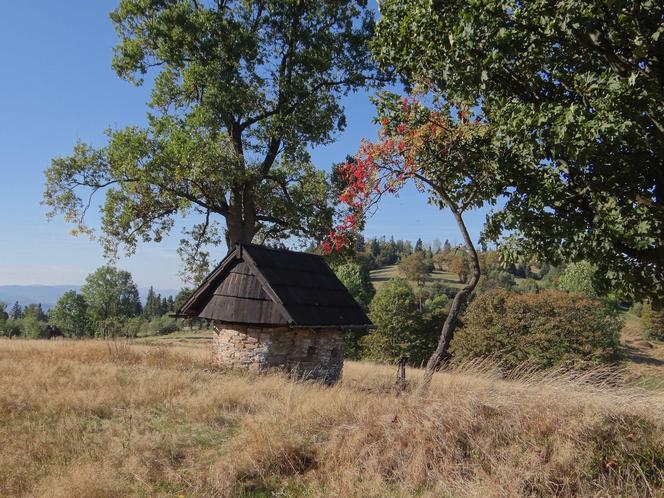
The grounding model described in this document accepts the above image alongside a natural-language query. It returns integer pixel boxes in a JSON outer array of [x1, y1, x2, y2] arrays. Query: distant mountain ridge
[[0, 285, 179, 310]]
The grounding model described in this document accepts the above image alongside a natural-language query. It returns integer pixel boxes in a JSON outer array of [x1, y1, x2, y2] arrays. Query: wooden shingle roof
[[176, 244, 372, 328]]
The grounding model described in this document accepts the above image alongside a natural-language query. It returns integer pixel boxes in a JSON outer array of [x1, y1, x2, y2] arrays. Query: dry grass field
[[1, 338, 663, 497]]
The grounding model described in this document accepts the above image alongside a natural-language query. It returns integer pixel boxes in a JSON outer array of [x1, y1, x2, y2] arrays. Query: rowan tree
[[373, 0, 664, 300], [326, 92, 506, 386], [44, 0, 382, 282]]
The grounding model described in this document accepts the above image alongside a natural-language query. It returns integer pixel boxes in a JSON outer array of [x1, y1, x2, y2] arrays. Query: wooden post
[[396, 356, 408, 391]]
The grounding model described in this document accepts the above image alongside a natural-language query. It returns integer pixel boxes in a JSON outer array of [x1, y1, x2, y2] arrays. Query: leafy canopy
[[49, 291, 91, 338], [44, 0, 381, 281], [82, 266, 142, 325], [373, 0, 664, 299]]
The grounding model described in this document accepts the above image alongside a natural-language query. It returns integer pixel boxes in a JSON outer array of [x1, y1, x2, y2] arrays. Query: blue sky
[[0, 1, 491, 289]]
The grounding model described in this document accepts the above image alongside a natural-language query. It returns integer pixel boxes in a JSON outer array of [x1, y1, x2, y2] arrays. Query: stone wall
[[213, 322, 345, 383]]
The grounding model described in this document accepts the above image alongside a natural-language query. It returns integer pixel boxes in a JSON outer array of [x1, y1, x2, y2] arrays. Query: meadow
[[370, 265, 465, 290], [1, 337, 663, 497]]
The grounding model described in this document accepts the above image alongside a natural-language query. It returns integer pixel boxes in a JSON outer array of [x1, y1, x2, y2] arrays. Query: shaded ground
[[620, 312, 664, 390]]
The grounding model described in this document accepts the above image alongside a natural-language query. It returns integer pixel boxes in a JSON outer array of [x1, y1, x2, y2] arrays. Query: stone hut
[[176, 243, 372, 383]]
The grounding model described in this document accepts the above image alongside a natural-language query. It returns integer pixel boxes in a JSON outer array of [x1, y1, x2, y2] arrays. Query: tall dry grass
[[0, 338, 662, 497]]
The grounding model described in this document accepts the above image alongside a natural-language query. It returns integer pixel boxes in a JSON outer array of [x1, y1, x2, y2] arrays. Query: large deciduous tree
[[373, 0, 664, 300], [82, 266, 142, 337], [44, 0, 381, 282], [328, 93, 505, 386], [49, 291, 91, 338]]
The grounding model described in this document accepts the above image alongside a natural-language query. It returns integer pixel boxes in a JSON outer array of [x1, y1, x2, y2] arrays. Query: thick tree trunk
[[419, 205, 482, 391], [225, 188, 258, 249]]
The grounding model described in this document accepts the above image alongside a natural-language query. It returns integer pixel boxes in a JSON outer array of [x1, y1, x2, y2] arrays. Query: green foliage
[[124, 317, 147, 338], [0, 320, 21, 338], [147, 315, 180, 336], [364, 279, 438, 366], [422, 292, 449, 319], [630, 301, 644, 318], [174, 288, 194, 312], [515, 278, 540, 294], [49, 291, 91, 338], [451, 290, 622, 370], [334, 261, 375, 359], [44, 1, 381, 278], [82, 266, 142, 332], [641, 300, 664, 341], [448, 251, 470, 283], [558, 261, 599, 298], [9, 301, 23, 320], [334, 262, 375, 309], [23, 303, 47, 322], [476, 269, 516, 294], [19, 317, 49, 339], [398, 251, 429, 285], [374, 0, 664, 300]]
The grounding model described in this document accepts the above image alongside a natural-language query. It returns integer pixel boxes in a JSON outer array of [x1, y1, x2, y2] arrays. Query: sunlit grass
[[1, 338, 662, 497]]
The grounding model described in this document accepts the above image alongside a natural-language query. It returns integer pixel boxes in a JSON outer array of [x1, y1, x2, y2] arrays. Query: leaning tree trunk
[[419, 204, 482, 391]]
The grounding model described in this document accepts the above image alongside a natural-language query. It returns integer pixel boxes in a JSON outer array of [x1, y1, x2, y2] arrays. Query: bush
[[363, 279, 438, 366], [0, 320, 21, 338], [147, 315, 179, 336], [334, 262, 376, 359], [334, 262, 375, 308], [642, 300, 664, 340], [515, 278, 540, 294], [19, 317, 50, 339], [124, 317, 147, 338], [557, 261, 598, 297], [629, 301, 643, 317], [451, 290, 622, 370], [476, 269, 516, 293], [427, 281, 458, 300]]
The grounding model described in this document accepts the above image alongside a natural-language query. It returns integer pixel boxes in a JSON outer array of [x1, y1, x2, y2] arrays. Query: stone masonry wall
[[213, 322, 345, 383]]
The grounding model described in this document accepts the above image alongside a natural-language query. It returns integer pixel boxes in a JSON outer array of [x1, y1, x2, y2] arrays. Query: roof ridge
[[238, 242, 324, 259]]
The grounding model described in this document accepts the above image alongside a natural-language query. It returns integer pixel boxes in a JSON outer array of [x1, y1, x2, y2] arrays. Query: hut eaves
[[175, 244, 373, 329]]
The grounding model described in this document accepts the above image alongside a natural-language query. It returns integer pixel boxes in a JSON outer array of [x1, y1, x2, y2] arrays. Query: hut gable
[[177, 244, 372, 328]]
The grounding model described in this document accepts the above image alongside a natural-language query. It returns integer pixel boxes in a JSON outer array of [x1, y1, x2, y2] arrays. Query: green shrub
[[476, 269, 516, 293], [629, 301, 643, 318], [147, 315, 179, 336], [19, 317, 50, 339], [363, 279, 438, 366], [516, 278, 540, 294], [557, 261, 598, 297], [642, 300, 664, 340], [334, 261, 375, 308], [334, 262, 376, 358], [124, 317, 147, 338], [0, 320, 21, 338], [451, 290, 622, 370]]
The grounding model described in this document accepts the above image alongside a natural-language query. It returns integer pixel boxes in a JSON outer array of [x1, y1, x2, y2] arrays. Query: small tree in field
[[49, 291, 91, 338], [365, 278, 437, 365], [82, 266, 142, 337], [448, 251, 470, 284], [398, 251, 428, 286], [326, 92, 506, 387]]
